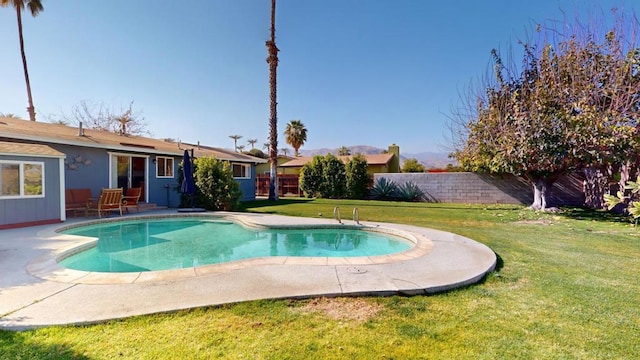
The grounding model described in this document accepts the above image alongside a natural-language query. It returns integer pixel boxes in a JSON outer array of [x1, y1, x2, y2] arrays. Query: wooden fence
[[256, 174, 302, 197]]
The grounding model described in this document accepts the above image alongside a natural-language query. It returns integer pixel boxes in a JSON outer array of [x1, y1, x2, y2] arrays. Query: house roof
[[0, 140, 65, 158], [0, 117, 266, 163], [280, 153, 394, 167]]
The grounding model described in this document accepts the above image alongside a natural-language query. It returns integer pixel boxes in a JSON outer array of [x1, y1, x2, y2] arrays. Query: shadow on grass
[[239, 198, 521, 212], [0, 329, 88, 359], [238, 198, 314, 210], [557, 206, 631, 224]]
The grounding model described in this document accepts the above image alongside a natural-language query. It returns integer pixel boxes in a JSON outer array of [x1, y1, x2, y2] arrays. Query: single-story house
[[255, 155, 294, 175], [279, 144, 401, 175], [0, 116, 266, 229]]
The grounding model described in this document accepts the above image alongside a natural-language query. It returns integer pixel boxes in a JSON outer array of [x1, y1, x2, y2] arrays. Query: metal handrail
[[333, 206, 341, 223]]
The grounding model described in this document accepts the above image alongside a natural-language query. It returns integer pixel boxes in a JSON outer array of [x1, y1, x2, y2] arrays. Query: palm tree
[[1, 0, 43, 122], [280, 148, 289, 156], [0, 112, 22, 119], [284, 120, 307, 156], [236, 145, 246, 153], [338, 146, 351, 156], [229, 134, 242, 152], [247, 139, 258, 149], [266, 0, 279, 201]]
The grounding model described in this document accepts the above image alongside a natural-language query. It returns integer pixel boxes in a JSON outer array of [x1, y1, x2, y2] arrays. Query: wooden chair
[[122, 187, 142, 213], [86, 188, 123, 218]]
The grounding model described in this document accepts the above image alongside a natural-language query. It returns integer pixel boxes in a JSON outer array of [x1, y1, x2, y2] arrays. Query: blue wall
[[39, 144, 258, 209], [0, 155, 62, 227]]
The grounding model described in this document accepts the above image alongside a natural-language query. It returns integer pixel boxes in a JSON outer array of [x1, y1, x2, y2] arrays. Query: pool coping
[[0, 210, 497, 330]]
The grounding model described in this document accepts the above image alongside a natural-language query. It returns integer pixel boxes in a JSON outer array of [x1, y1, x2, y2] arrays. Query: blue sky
[[1, 0, 636, 154]]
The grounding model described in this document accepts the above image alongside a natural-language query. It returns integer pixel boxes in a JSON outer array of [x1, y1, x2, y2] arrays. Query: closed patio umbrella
[[180, 149, 197, 209]]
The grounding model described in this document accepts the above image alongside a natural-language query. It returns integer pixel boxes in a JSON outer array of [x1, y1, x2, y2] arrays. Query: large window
[[0, 161, 44, 198], [156, 157, 174, 178], [232, 163, 250, 179]]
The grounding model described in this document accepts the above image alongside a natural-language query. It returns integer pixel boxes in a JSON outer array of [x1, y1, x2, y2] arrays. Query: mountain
[[298, 146, 456, 169]]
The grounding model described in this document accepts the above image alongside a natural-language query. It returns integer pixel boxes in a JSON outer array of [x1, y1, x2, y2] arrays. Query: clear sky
[[1, 0, 637, 154]]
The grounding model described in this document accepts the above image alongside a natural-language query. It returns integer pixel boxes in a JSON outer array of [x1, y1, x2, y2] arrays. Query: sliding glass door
[[109, 153, 148, 202]]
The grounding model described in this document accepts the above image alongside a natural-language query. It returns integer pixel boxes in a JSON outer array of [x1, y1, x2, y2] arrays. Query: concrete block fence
[[373, 172, 585, 206]]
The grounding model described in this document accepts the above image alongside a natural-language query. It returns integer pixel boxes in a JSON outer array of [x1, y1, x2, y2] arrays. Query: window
[[232, 163, 250, 179], [156, 157, 174, 178], [0, 161, 44, 198]]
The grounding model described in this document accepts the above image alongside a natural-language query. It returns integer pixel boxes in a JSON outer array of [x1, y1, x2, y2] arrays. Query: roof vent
[[78, 122, 85, 136]]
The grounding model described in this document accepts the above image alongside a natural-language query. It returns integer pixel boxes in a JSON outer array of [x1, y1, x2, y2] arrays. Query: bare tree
[[47, 100, 150, 136]]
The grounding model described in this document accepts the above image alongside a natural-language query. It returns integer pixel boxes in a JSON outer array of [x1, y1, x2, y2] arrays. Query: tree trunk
[[530, 177, 554, 210], [267, 0, 279, 201], [16, 8, 36, 121], [583, 166, 610, 209]]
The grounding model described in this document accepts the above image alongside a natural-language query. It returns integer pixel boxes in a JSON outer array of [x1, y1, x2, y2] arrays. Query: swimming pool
[[59, 217, 414, 272]]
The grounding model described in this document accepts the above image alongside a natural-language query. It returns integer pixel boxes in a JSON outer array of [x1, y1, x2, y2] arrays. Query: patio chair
[[122, 187, 142, 213], [86, 188, 123, 218]]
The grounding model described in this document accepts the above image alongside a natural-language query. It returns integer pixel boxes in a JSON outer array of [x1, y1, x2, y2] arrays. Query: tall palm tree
[[1, 0, 43, 122], [266, 0, 279, 201], [284, 120, 307, 157], [247, 138, 258, 149], [229, 134, 242, 152]]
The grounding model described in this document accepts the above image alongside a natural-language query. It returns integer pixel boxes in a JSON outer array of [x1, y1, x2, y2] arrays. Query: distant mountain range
[[298, 145, 456, 169]]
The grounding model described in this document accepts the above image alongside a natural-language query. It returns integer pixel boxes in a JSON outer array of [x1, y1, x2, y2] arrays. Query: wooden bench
[[65, 188, 93, 216]]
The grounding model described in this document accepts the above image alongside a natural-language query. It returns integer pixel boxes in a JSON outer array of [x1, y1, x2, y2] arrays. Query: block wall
[[374, 172, 585, 206]]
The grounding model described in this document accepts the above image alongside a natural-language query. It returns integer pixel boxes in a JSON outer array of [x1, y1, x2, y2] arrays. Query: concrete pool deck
[[0, 211, 496, 330]]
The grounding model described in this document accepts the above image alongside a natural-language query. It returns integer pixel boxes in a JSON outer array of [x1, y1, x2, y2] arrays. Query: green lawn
[[1, 199, 639, 359]]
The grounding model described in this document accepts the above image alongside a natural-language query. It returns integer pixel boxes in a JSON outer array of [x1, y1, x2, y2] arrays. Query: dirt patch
[[515, 219, 553, 225], [292, 297, 383, 323]]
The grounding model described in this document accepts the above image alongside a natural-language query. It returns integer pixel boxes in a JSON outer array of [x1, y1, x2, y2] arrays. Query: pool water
[[59, 218, 413, 272]]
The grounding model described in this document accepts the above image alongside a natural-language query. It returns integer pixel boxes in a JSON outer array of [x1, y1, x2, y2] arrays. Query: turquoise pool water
[[59, 218, 413, 272]]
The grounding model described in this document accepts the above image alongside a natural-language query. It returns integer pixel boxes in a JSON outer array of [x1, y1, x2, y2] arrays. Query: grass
[[1, 198, 639, 359]]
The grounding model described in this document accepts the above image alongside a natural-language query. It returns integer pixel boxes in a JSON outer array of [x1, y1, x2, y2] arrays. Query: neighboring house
[[279, 144, 401, 175], [255, 155, 294, 175], [0, 117, 266, 228]]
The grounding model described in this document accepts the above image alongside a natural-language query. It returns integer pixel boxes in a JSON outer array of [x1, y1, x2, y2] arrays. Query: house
[[255, 154, 294, 175], [279, 144, 401, 175], [0, 117, 266, 228]]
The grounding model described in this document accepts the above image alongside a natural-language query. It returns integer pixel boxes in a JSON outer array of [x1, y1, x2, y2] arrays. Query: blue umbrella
[[181, 149, 196, 206]]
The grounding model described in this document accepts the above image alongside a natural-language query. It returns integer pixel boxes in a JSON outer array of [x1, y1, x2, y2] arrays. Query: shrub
[[346, 154, 369, 199], [401, 158, 425, 173], [193, 157, 241, 210], [321, 154, 346, 198], [300, 155, 324, 198], [370, 177, 397, 200]]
